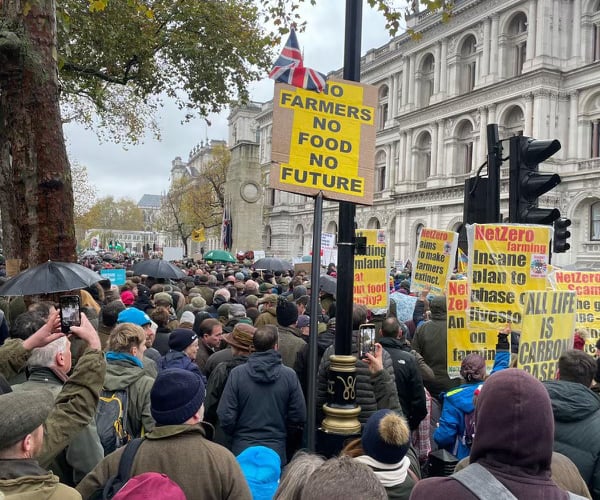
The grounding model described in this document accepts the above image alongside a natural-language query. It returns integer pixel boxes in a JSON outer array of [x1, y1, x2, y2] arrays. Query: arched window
[[506, 13, 528, 76], [375, 150, 386, 192], [415, 132, 432, 181], [503, 106, 525, 137], [590, 0, 600, 61], [294, 225, 305, 256], [419, 54, 435, 107], [592, 202, 600, 240], [367, 217, 381, 229], [378, 85, 389, 130], [459, 35, 478, 93], [415, 223, 424, 255], [457, 121, 474, 174]]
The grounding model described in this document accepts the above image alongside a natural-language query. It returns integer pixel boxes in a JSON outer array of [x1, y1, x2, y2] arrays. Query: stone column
[[405, 130, 413, 182], [482, 18, 491, 78], [430, 124, 439, 177], [572, 0, 581, 63], [440, 39, 448, 95], [408, 55, 416, 105], [402, 57, 410, 107], [436, 121, 445, 178], [524, 93, 534, 136], [399, 132, 406, 182], [490, 15, 499, 77], [568, 91, 579, 158], [433, 42, 441, 95], [526, 0, 537, 60], [479, 107, 488, 163]]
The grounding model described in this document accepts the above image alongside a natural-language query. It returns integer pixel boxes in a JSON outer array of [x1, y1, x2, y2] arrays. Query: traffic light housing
[[463, 177, 491, 224], [553, 217, 572, 253], [508, 136, 562, 224]]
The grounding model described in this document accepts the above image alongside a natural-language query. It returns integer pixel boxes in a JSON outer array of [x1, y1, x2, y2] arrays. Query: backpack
[[96, 388, 130, 456]]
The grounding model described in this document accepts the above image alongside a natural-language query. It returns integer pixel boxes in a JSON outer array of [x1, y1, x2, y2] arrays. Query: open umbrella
[[319, 274, 337, 295], [203, 249, 236, 263], [132, 259, 187, 279], [253, 257, 292, 272], [0, 261, 103, 296]]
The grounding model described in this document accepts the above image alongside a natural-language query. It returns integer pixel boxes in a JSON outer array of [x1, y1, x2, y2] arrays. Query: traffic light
[[508, 136, 562, 224], [463, 177, 491, 224], [553, 217, 572, 253]]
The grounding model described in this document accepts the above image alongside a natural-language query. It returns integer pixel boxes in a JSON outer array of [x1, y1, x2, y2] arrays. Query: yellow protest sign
[[517, 290, 576, 380], [550, 270, 600, 355], [353, 229, 388, 310], [412, 228, 458, 295], [270, 79, 377, 204], [446, 279, 499, 378], [192, 227, 205, 242], [467, 224, 552, 332]]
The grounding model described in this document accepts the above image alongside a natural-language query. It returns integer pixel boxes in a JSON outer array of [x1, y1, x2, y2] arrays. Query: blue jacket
[[434, 349, 510, 459], [158, 351, 205, 383]]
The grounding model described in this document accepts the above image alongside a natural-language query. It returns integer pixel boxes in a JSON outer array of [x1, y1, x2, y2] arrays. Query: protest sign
[[517, 290, 576, 381], [354, 229, 388, 310], [412, 228, 458, 295], [467, 224, 552, 332], [446, 279, 499, 378], [550, 270, 600, 355]]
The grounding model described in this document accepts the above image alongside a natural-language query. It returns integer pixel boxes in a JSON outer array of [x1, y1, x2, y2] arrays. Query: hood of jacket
[[544, 379, 600, 422], [443, 382, 479, 413], [0, 459, 66, 500], [429, 296, 447, 320], [246, 349, 282, 383], [470, 368, 553, 473], [103, 358, 147, 391]]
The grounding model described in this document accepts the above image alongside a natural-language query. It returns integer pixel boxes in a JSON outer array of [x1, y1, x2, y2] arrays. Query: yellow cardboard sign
[[412, 228, 458, 295], [467, 224, 552, 332], [192, 228, 205, 242], [517, 290, 576, 381], [446, 279, 499, 378], [550, 270, 600, 355], [354, 229, 388, 310], [270, 79, 377, 204]]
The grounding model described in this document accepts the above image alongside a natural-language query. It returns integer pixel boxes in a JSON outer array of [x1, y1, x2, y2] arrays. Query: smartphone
[[359, 323, 376, 358], [59, 295, 81, 333]]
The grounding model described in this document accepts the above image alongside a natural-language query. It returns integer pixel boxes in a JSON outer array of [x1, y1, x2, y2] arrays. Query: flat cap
[[0, 389, 54, 450]]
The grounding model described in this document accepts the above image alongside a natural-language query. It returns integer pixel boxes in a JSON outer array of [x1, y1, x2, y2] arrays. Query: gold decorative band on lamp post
[[321, 354, 361, 434]]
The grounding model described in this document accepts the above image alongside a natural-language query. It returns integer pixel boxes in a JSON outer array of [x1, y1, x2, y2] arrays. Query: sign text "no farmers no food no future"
[[270, 79, 377, 204]]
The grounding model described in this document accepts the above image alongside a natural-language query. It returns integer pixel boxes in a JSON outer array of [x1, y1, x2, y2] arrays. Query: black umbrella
[[253, 257, 293, 272], [319, 274, 337, 295], [0, 260, 103, 296], [132, 259, 187, 279]]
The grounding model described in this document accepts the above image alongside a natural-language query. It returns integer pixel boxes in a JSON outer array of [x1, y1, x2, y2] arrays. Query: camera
[[59, 295, 81, 333]]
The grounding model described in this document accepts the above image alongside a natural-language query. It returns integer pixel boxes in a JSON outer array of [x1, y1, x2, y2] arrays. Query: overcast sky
[[63, 3, 393, 203]]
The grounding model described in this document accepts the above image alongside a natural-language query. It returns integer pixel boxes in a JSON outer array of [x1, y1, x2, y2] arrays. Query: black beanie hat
[[151, 368, 205, 425], [168, 328, 198, 352], [362, 409, 410, 464], [276, 297, 298, 327]]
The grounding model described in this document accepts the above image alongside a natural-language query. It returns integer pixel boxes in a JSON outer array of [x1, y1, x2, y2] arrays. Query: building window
[[591, 120, 600, 158], [592, 202, 600, 240], [419, 54, 435, 107], [460, 35, 478, 93], [375, 151, 386, 192], [503, 106, 525, 138], [378, 85, 389, 130], [415, 132, 432, 181], [506, 12, 528, 77]]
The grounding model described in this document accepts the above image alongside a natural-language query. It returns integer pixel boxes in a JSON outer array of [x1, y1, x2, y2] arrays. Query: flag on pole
[[457, 248, 469, 274], [221, 199, 233, 250], [269, 28, 327, 92]]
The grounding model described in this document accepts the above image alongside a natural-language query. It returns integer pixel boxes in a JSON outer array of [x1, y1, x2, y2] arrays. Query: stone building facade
[[228, 0, 600, 268]]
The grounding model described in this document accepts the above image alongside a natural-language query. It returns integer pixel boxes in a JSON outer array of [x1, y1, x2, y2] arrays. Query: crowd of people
[[0, 260, 596, 499]]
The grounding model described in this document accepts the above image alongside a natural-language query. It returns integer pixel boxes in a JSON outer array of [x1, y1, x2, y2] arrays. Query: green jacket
[[77, 424, 252, 500], [0, 459, 81, 499], [0, 339, 106, 470], [12, 367, 104, 486], [103, 358, 155, 437]]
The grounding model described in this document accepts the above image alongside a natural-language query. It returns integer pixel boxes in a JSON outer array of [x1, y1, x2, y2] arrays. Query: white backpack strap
[[452, 463, 517, 500]]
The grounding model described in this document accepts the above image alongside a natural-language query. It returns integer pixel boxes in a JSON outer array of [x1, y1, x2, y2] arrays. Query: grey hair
[[28, 336, 69, 368], [273, 452, 325, 500]]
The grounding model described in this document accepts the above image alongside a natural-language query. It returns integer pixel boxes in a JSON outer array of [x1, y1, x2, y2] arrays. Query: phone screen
[[359, 323, 376, 358], [59, 295, 81, 333]]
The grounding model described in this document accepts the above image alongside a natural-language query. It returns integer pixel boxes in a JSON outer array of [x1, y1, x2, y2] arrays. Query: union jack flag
[[269, 28, 327, 92]]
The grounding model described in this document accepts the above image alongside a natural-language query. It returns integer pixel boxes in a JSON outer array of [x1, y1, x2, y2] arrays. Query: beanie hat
[[235, 272, 245, 281], [150, 368, 205, 426], [117, 307, 152, 326], [0, 389, 55, 449], [237, 446, 281, 500], [179, 311, 196, 326], [293, 285, 308, 300], [361, 409, 411, 464], [276, 297, 298, 327], [217, 303, 231, 318], [297, 315, 310, 329], [460, 353, 487, 382], [168, 328, 198, 352], [120, 290, 135, 306], [245, 295, 259, 308], [154, 292, 173, 306], [191, 296, 206, 309], [230, 303, 246, 318]]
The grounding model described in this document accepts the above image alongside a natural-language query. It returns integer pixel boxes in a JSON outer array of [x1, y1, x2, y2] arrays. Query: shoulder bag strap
[[452, 463, 517, 500]]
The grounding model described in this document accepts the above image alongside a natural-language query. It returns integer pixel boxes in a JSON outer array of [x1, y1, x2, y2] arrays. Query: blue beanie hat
[[236, 446, 281, 500], [361, 409, 410, 464], [150, 368, 205, 426], [168, 328, 198, 352]]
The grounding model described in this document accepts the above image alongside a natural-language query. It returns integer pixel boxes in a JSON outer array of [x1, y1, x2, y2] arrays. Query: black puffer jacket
[[544, 380, 600, 499], [316, 331, 401, 425]]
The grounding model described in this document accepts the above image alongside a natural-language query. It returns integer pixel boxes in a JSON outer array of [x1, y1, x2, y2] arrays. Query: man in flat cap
[[0, 389, 81, 498]]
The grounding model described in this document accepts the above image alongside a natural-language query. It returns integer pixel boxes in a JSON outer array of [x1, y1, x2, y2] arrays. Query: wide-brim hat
[[222, 323, 256, 352]]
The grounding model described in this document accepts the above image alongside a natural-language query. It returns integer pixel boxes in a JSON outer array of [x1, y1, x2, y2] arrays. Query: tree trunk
[[0, 0, 76, 270]]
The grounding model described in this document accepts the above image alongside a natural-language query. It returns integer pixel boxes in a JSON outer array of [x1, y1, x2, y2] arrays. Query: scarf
[[106, 351, 144, 368], [354, 455, 411, 487]]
